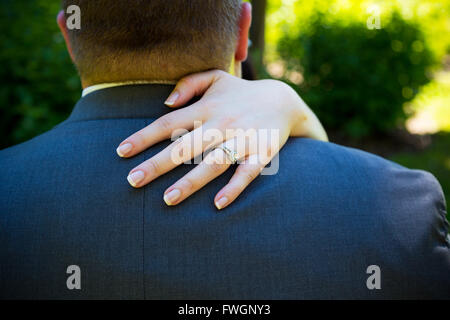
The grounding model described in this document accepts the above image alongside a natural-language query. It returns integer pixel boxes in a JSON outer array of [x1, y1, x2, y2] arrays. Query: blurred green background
[[1, 0, 449, 215]]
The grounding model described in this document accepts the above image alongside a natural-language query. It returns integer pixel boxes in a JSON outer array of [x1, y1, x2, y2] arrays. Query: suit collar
[[82, 80, 177, 97], [66, 84, 177, 122]]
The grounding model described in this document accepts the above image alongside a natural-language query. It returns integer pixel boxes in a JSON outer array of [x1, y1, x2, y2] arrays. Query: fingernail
[[165, 91, 179, 106], [164, 189, 181, 206], [215, 197, 229, 210], [116, 143, 133, 157], [127, 170, 145, 187]]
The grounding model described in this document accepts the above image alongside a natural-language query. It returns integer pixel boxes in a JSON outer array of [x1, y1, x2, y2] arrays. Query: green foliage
[[0, 0, 80, 149], [1, 0, 447, 147], [277, 12, 435, 138]]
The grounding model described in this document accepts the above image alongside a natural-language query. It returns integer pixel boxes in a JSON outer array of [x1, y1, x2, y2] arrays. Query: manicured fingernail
[[164, 189, 181, 206], [165, 91, 179, 106], [116, 143, 133, 157], [127, 170, 145, 187], [215, 197, 229, 210]]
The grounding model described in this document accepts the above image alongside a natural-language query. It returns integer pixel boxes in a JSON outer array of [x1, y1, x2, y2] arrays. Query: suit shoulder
[[0, 121, 71, 162], [280, 138, 448, 240], [279, 138, 406, 181], [0, 125, 70, 194]]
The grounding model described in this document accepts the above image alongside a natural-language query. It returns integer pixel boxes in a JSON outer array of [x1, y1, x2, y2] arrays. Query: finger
[[116, 106, 204, 158], [214, 131, 287, 209], [164, 70, 227, 107], [127, 122, 225, 188], [213, 154, 267, 210], [162, 147, 234, 206]]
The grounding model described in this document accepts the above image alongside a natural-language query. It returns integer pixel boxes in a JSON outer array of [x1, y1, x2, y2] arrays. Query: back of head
[[61, 0, 242, 85]]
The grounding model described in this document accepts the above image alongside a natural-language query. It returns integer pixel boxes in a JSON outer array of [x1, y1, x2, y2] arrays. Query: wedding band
[[215, 145, 239, 164]]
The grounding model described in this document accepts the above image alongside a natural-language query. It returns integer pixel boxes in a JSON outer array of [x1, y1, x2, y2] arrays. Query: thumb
[[164, 70, 226, 108]]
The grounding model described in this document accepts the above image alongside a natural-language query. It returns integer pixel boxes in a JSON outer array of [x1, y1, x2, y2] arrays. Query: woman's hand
[[116, 70, 327, 210]]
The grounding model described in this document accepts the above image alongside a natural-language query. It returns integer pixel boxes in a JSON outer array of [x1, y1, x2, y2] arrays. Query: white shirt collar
[[82, 80, 177, 97]]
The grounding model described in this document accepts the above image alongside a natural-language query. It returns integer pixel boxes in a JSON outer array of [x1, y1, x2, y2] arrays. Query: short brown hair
[[62, 0, 241, 84]]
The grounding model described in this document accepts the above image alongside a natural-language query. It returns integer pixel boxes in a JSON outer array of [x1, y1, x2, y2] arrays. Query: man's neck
[[80, 59, 241, 95]]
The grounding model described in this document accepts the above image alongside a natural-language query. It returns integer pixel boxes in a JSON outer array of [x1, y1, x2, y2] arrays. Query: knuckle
[[171, 140, 190, 164], [179, 178, 194, 191], [217, 116, 237, 129], [155, 116, 173, 132], [173, 178, 195, 192], [212, 69, 226, 78], [130, 132, 144, 146], [240, 168, 259, 182], [180, 76, 194, 88], [200, 99, 220, 115], [144, 158, 161, 175], [227, 186, 242, 198], [206, 151, 228, 172], [193, 100, 210, 117], [132, 130, 150, 147], [209, 160, 227, 173]]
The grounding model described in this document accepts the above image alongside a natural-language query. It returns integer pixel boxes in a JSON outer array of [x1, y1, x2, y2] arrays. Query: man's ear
[[57, 10, 75, 63], [235, 2, 252, 62]]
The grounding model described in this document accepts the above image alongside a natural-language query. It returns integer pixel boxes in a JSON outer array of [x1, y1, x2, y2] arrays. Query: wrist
[[283, 85, 328, 142]]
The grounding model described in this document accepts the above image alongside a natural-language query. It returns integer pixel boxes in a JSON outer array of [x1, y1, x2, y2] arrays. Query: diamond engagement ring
[[215, 145, 239, 165]]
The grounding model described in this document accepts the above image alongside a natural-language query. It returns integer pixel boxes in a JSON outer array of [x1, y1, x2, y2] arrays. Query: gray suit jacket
[[1, 84, 449, 299]]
